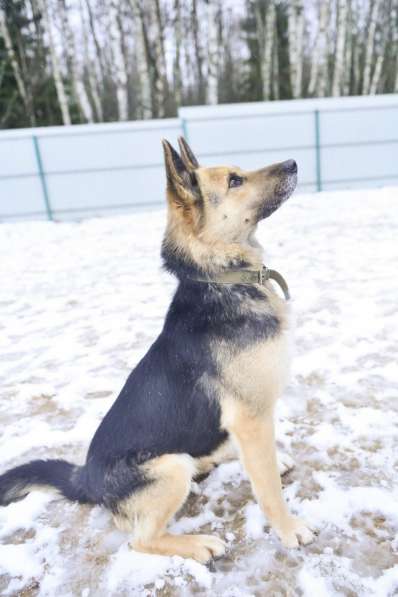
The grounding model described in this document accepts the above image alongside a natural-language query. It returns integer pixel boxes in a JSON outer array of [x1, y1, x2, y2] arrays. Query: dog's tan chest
[[215, 289, 292, 414], [219, 330, 291, 412]]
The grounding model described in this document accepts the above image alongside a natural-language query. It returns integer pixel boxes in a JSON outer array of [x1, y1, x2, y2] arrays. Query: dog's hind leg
[[114, 453, 226, 564]]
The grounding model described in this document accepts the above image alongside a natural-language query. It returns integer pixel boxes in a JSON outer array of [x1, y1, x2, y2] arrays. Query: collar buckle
[[258, 266, 269, 286]]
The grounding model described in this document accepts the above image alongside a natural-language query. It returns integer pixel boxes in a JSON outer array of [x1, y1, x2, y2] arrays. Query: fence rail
[[1, 94, 397, 221]]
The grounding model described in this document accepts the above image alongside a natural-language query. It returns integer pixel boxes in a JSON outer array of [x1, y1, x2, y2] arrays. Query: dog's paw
[[274, 516, 314, 548], [277, 451, 295, 476], [187, 534, 226, 563]]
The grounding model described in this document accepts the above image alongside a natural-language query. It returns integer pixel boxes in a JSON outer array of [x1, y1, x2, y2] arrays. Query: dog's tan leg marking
[[114, 454, 226, 563], [223, 401, 313, 548]]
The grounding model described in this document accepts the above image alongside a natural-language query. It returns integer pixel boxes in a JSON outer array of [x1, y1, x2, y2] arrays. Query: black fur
[[0, 459, 92, 506], [0, 247, 280, 513]]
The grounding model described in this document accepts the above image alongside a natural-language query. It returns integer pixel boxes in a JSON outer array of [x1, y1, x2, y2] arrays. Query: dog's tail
[[0, 459, 93, 506]]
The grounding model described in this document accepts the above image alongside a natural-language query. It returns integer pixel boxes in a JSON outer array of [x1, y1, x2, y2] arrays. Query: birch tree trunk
[[173, 0, 183, 108], [149, 0, 168, 117], [288, 0, 304, 98], [255, 2, 265, 97], [109, 0, 129, 120], [287, 1, 297, 97], [129, 0, 152, 119], [206, 0, 219, 105], [332, 0, 347, 96], [79, 0, 103, 121], [295, 1, 304, 96], [30, 0, 46, 75], [272, 23, 279, 100], [84, 0, 106, 87], [343, 0, 352, 95], [369, 0, 387, 95], [350, 0, 361, 94], [183, 17, 195, 102], [369, 54, 383, 94], [316, 1, 329, 97], [0, 9, 31, 118], [255, 1, 275, 100], [39, 0, 71, 125], [59, 0, 94, 123], [192, 0, 204, 102], [391, 0, 398, 92], [264, 2, 276, 100], [362, 0, 381, 94]]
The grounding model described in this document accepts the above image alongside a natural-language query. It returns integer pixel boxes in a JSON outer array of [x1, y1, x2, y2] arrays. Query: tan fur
[[216, 306, 291, 414], [203, 280, 291, 420], [113, 454, 195, 535], [113, 454, 225, 562], [162, 141, 291, 275], [221, 399, 313, 548], [164, 200, 262, 275], [212, 282, 313, 547]]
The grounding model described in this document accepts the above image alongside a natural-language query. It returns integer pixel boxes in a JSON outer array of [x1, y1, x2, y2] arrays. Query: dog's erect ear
[[178, 136, 200, 171], [162, 139, 198, 206]]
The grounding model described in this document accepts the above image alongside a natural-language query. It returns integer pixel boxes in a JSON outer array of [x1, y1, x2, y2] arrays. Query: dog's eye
[[229, 174, 243, 188]]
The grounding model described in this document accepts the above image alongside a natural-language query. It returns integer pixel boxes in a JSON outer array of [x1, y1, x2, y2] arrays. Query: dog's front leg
[[224, 401, 313, 548]]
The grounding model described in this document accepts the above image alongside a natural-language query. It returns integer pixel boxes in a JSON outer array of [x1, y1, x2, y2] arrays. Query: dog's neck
[[161, 222, 264, 280]]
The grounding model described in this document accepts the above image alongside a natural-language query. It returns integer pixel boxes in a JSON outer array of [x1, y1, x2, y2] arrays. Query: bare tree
[[0, 8, 34, 123], [109, 0, 129, 120], [129, 0, 152, 119], [59, 0, 93, 122], [79, 0, 103, 121], [308, 1, 329, 97], [343, 0, 353, 96], [173, 0, 183, 108], [84, 0, 106, 87], [206, 0, 220, 105], [288, 0, 304, 98], [369, 54, 383, 94], [191, 0, 204, 102], [393, 0, 398, 92], [39, 0, 71, 125], [272, 21, 279, 100], [256, 0, 276, 100], [149, 0, 168, 117], [362, 0, 381, 94], [332, 0, 347, 96]]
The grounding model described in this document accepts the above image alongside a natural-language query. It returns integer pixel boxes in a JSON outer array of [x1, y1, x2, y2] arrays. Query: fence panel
[[0, 94, 397, 221]]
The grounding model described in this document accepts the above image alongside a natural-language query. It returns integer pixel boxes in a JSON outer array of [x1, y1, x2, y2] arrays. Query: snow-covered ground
[[0, 186, 397, 597]]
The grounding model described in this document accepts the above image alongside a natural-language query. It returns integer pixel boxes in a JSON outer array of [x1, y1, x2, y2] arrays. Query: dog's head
[[162, 137, 297, 275]]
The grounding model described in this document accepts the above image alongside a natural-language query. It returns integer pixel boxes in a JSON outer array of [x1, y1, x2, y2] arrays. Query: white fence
[[1, 94, 397, 221]]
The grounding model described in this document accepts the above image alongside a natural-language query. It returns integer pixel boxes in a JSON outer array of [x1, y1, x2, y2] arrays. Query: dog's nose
[[281, 159, 297, 174]]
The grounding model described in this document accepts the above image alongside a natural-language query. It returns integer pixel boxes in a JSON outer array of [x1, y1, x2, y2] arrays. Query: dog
[[0, 138, 314, 563]]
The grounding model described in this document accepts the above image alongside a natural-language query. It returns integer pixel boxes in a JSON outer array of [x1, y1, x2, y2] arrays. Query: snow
[[0, 185, 398, 596]]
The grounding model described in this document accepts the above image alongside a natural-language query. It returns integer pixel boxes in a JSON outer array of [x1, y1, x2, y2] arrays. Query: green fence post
[[32, 135, 53, 221], [314, 110, 322, 192]]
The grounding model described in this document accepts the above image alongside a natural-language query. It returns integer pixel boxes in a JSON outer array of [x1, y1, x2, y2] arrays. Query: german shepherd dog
[[0, 138, 314, 563]]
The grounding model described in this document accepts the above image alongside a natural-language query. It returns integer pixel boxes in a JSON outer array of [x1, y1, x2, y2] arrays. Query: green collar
[[190, 265, 290, 300]]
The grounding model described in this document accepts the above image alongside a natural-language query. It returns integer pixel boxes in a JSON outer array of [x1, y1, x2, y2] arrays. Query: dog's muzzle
[[257, 161, 297, 221]]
